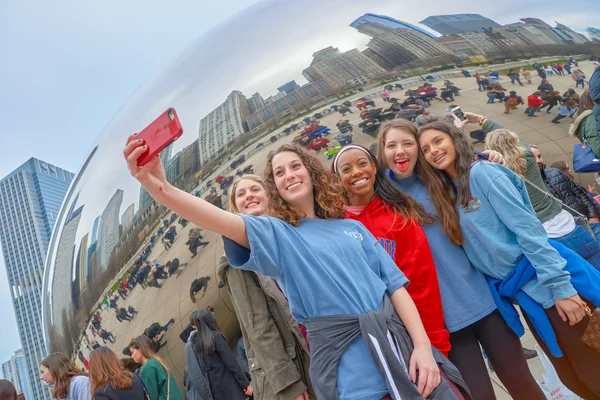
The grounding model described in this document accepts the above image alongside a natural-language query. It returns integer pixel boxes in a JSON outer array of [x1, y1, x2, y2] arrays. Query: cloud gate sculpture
[[41, 0, 487, 391]]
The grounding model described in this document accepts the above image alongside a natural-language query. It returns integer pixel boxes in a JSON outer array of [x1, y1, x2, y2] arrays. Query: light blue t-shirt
[[65, 375, 91, 400], [223, 215, 409, 400], [458, 161, 576, 308], [394, 174, 496, 332]]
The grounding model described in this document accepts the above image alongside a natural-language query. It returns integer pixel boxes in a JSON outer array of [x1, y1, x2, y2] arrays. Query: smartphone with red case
[[136, 108, 183, 166]]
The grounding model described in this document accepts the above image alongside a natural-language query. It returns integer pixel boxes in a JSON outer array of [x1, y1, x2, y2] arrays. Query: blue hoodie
[[457, 161, 576, 308], [488, 239, 600, 357], [391, 172, 497, 332]]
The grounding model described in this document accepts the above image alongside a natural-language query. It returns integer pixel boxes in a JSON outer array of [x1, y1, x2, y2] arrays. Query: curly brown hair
[[264, 144, 346, 225]]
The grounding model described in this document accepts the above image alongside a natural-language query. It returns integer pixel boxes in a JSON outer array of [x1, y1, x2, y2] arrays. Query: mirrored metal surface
[[41, 0, 594, 389]]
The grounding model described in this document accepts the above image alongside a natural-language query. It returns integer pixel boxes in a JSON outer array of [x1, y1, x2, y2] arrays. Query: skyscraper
[[97, 189, 124, 269], [198, 90, 249, 163], [350, 13, 435, 38], [356, 23, 454, 69], [302, 46, 385, 88], [2, 349, 32, 399], [0, 158, 74, 400], [419, 14, 501, 35]]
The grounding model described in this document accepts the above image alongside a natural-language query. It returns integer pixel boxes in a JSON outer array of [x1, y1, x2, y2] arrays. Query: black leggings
[[522, 305, 600, 399], [449, 310, 545, 400]]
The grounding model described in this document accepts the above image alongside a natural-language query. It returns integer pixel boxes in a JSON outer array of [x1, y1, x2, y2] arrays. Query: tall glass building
[[2, 349, 32, 399], [420, 14, 502, 36], [350, 13, 436, 38], [0, 158, 74, 400]]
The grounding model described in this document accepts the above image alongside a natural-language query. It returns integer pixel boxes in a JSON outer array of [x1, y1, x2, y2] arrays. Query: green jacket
[[140, 358, 184, 400], [483, 119, 561, 223], [217, 256, 315, 400], [569, 111, 599, 156]]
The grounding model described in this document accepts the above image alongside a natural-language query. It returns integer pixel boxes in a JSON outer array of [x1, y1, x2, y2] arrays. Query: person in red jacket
[[331, 144, 451, 356], [306, 136, 329, 151], [525, 91, 545, 117]]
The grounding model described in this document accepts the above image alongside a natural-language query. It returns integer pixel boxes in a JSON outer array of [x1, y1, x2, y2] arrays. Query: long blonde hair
[[485, 129, 526, 175], [228, 175, 267, 213]]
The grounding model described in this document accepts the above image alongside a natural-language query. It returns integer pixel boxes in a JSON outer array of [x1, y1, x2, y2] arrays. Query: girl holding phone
[[417, 121, 600, 399], [124, 137, 464, 400], [376, 119, 545, 400]]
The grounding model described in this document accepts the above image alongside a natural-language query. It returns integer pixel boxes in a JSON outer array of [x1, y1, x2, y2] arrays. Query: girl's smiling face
[[382, 128, 419, 178], [234, 179, 268, 216], [419, 129, 458, 178], [335, 149, 376, 203]]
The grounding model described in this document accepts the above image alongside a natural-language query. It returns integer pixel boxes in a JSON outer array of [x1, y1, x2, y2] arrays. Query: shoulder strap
[[521, 174, 588, 221]]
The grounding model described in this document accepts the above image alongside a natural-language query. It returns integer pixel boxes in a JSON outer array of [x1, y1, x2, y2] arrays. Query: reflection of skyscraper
[[356, 23, 453, 69], [198, 90, 249, 163], [419, 14, 501, 35], [121, 204, 135, 233], [98, 189, 124, 269], [78, 233, 89, 288], [277, 81, 299, 94], [0, 158, 73, 400], [2, 349, 32, 400], [247, 92, 266, 115], [302, 46, 385, 88], [350, 13, 435, 38], [50, 204, 83, 333]]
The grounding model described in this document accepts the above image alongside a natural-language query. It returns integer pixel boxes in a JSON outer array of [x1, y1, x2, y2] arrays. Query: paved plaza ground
[[79, 60, 599, 399]]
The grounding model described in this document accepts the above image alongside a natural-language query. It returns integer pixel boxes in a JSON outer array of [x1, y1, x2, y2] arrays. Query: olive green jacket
[[569, 111, 599, 155], [483, 119, 561, 223], [217, 256, 315, 400]]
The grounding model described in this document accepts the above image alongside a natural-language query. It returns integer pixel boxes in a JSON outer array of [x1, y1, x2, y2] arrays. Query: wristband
[[478, 117, 488, 126]]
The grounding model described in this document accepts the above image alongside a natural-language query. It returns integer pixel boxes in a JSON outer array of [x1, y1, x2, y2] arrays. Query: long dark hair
[[40, 353, 87, 399], [0, 380, 18, 400], [418, 122, 476, 208], [190, 310, 222, 356], [377, 119, 464, 245], [331, 144, 433, 226]]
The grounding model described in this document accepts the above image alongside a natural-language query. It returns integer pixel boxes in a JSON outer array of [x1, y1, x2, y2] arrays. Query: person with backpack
[[129, 336, 184, 400], [185, 310, 252, 400], [503, 91, 524, 114]]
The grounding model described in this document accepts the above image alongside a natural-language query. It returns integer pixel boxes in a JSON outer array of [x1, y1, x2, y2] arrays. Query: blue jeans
[[487, 94, 496, 103], [527, 106, 539, 116], [552, 224, 600, 270], [576, 79, 585, 88]]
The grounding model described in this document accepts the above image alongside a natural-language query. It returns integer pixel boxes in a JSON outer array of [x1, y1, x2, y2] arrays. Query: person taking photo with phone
[[124, 134, 466, 400]]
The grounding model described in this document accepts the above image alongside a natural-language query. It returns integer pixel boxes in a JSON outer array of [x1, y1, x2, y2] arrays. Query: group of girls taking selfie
[[124, 110, 600, 400]]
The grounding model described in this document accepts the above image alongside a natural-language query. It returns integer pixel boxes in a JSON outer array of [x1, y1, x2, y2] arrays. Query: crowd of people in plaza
[[117, 58, 600, 400]]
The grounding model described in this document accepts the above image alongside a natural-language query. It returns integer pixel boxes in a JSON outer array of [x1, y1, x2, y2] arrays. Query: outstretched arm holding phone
[[124, 134, 249, 248]]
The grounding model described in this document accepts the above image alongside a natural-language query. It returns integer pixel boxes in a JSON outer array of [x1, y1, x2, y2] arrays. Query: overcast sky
[[0, 0, 597, 365]]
